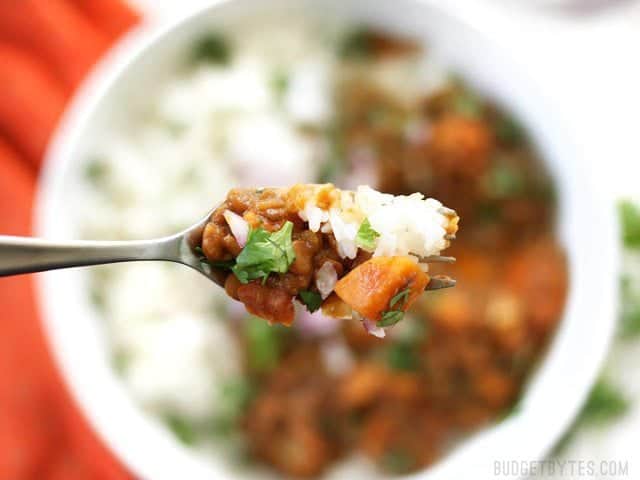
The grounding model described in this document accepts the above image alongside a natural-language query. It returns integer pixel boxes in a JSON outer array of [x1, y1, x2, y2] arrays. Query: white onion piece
[[223, 210, 249, 247], [352, 311, 386, 338], [316, 261, 338, 299], [295, 304, 338, 338], [362, 317, 386, 338], [321, 339, 355, 375]]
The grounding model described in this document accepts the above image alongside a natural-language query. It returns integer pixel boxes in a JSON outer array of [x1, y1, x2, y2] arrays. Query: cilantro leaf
[[453, 91, 483, 118], [389, 287, 410, 309], [619, 201, 640, 248], [299, 290, 323, 313], [377, 287, 411, 327], [387, 340, 419, 372], [192, 33, 230, 65], [495, 116, 524, 144], [339, 28, 374, 60], [244, 316, 282, 372], [483, 161, 525, 199], [553, 378, 629, 455], [232, 221, 296, 284], [382, 449, 417, 475], [210, 378, 256, 437], [270, 68, 289, 105], [165, 414, 196, 446], [620, 275, 640, 338], [193, 246, 235, 270], [378, 310, 404, 327], [355, 218, 380, 250], [581, 380, 629, 424]]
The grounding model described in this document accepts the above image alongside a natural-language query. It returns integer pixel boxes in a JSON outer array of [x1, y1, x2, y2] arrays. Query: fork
[[0, 211, 456, 291]]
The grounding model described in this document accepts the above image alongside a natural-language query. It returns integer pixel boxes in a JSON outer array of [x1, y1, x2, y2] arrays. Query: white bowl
[[36, 0, 619, 478]]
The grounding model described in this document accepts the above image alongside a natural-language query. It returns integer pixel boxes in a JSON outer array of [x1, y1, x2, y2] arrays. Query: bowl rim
[[35, 1, 620, 479]]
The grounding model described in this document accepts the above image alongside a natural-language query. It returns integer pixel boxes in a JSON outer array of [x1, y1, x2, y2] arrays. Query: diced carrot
[[320, 292, 353, 319], [68, 0, 141, 40], [503, 238, 568, 334], [0, 45, 67, 166], [237, 281, 295, 325], [0, 0, 109, 89], [430, 115, 493, 176], [337, 364, 388, 410], [334, 256, 429, 321]]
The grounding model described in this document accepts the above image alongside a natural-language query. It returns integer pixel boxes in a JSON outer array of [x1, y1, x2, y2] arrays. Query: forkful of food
[[0, 184, 458, 337]]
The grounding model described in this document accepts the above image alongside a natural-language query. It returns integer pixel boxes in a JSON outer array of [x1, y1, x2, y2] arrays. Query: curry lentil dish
[[82, 20, 569, 479], [197, 184, 458, 333], [226, 33, 567, 477]]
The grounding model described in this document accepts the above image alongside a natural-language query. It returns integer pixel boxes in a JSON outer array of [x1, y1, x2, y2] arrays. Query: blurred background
[[1, 1, 640, 479]]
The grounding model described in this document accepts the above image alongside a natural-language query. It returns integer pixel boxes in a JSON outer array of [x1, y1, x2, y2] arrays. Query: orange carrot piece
[[68, 0, 141, 40], [334, 256, 429, 321], [0, 45, 67, 166], [0, 0, 109, 89]]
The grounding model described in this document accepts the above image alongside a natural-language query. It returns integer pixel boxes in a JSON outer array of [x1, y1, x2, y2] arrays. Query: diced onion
[[316, 261, 338, 299], [362, 317, 386, 338], [353, 311, 386, 338], [223, 210, 249, 247], [295, 305, 338, 337]]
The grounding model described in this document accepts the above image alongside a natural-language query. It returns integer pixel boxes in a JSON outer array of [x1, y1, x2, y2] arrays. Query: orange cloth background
[[0, 1, 139, 478]]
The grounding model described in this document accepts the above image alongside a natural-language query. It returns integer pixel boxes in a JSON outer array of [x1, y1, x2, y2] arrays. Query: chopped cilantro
[[453, 92, 483, 118], [389, 287, 411, 309], [339, 28, 373, 60], [85, 158, 109, 183], [619, 201, 640, 248], [476, 201, 502, 224], [378, 310, 404, 327], [387, 340, 419, 372], [621, 305, 640, 338], [377, 287, 411, 327], [211, 377, 255, 436], [500, 401, 522, 422], [620, 275, 640, 338], [299, 290, 323, 313], [319, 120, 346, 183], [554, 378, 630, 455], [270, 68, 289, 105], [112, 349, 130, 374], [89, 286, 105, 311], [209, 259, 236, 269], [581, 379, 629, 425], [165, 414, 196, 445], [484, 161, 525, 198], [495, 116, 524, 144], [244, 316, 282, 372], [232, 221, 295, 284], [193, 246, 235, 270], [192, 33, 231, 65], [355, 218, 380, 250], [381, 449, 417, 474]]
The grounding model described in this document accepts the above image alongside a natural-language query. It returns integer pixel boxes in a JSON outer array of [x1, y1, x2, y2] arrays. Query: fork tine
[[426, 275, 456, 290], [420, 255, 456, 264]]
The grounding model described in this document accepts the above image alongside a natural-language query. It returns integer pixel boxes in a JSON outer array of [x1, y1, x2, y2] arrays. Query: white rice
[[301, 185, 456, 260]]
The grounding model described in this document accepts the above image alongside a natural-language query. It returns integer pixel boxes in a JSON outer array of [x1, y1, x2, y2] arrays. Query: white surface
[[37, 0, 636, 479]]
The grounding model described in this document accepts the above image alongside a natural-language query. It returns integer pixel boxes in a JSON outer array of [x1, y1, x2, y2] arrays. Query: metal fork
[[0, 210, 456, 290]]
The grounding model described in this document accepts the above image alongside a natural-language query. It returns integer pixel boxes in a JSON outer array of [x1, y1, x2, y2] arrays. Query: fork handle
[[0, 235, 180, 276]]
